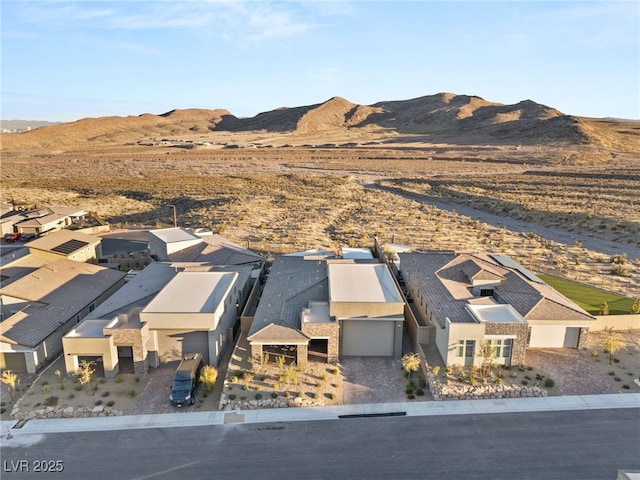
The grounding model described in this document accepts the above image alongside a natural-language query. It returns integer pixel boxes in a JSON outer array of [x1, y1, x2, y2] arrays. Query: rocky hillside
[[3, 93, 639, 151]]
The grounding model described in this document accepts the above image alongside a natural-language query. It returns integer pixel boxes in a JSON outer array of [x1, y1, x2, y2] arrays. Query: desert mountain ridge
[[2, 92, 639, 152]]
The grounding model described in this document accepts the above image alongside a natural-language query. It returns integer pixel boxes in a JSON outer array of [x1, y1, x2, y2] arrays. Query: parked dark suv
[[20, 233, 36, 242], [170, 353, 203, 407]]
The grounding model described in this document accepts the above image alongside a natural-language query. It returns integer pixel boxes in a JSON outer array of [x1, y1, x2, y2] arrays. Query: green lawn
[[538, 274, 634, 315]]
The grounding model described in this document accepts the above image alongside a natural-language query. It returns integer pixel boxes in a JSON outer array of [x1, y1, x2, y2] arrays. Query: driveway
[[130, 362, 196, 415], [525, 348, 620, 395], [340, 333, 432, 404]]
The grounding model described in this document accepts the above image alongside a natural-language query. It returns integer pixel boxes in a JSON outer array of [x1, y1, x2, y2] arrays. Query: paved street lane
[[2, 408, 638, 480]]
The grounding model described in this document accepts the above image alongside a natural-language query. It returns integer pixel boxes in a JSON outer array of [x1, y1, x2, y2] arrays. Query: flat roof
[[148, 227, 200, 244], [142, 271, 237, 313], [342, 248, 374, 260], [67, 320, 111, 338], [328, 263, 402, 303], [301, 302, 331, 324], [466, 304, 526, 324]]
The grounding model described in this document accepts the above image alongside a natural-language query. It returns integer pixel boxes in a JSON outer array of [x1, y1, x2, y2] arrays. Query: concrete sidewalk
[[2, 393, 638, 438]]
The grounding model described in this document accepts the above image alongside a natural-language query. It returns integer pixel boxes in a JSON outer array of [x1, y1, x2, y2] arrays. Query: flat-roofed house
[[0, 259, 126, 373], [248, 255, 404, 366], [398, 251, 595, 367], [62, 262, 254, 376]]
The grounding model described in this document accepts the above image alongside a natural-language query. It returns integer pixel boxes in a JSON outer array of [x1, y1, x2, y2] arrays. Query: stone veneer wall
[[484, 322, 529, 366], [103, 325, 149, 375], [301, 322, 339, 363], [578, 327, 589, 349]]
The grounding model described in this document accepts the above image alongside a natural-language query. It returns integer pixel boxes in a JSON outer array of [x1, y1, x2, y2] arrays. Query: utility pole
[[167, 204, 177, 228]]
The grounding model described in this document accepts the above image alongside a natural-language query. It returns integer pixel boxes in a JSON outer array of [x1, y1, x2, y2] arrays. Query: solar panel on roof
[[51, 239, 89, 255], [489, 254, 544, 284]]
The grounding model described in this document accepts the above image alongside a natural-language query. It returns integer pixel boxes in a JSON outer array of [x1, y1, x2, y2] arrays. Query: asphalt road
[[2, 408, 638, 480]]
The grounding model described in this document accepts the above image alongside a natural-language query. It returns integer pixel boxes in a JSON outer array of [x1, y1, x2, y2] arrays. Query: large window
[[488, 338, 512, 358]]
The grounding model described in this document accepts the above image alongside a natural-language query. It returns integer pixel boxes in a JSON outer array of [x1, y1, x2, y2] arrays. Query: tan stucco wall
[[329, 301, 404, 319], [62, 336, 119, 378]]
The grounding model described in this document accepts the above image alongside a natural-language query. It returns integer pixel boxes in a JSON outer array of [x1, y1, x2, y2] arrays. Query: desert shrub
[[469, 376, 477, 386], [74, 385, 83, 392], [311, 392, 318, 399], [416, 388, 425, 396], [407, 394, 415, 400], [228, 394, 236, 400], [432, 365, 441, 376], [106, 400, 115, 407], [135, 377, 141, 383], [99, 378, 107, 385], [43, 396, 58, 407], [231, 376, 239, 383], [95, 400, 103, 406], [115, 376, 124, 383], [328, 393, 336, 400], [591, 351, 599, 357], [622, 384, 630, 389], [128, 390, 137, 398], [608, 371, 616, 376], [330, 368, 339, 375], [271, 392, 278, 399], [297, 392, 303, 398], [544, 378, 555, 388], [405, 387, 414, 395], [322, 373, 329, 382], [42, 384, 50, 394], [67, 393, 75, 400], [535, 374, 544, 381], [199, 365, 218, 396], [494, 377, 503, 385], [0, 408, 5, 414], [242, 385, 248, 391], [101, 391, 110, 397], [614, 377, 621, 382], [524, 375, 532, 380], [255, 393, 262, 400], [518, 365, 525, 372], [521, 380, 529, 385]]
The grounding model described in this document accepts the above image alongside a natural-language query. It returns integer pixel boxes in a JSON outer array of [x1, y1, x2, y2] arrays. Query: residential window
[[88, 303, 95, 313], [480, 289, 493, 297], [456, 340, 476, 358], [488, 339, 513, 358]]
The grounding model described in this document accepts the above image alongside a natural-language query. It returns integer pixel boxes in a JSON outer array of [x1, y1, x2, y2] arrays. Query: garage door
[[529, 326, 580, 348], [157, 330, 209, 364], [341, 320, 395, 356], [0, 352, 27, 372]]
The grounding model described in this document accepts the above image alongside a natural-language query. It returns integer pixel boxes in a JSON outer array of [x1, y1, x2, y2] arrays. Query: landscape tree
[[477, 341, 496, 379], [601, 328, 623, 365], [199, 365, 218, 396], [599, 301, 610, 315], [402, 353, 420, 383], [1, 370, 20, 402], [74, 359, 96, 395]]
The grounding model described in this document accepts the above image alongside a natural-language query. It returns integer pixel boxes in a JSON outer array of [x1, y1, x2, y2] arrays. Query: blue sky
[[2, 1, 638, 122]]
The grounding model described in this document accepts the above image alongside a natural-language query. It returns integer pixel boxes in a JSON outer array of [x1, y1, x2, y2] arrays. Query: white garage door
[[341, 320, 395, 356], [529, 326, 580, 348]]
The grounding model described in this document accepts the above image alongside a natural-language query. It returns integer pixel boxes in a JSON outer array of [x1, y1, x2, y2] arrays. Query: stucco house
[[0, 259, 126, 373], [62, 262, 256, 377], [398, 251, 595, 367], [1, 207, 89, 237], [247, 254, 404, 366], [25, 230, 103, 262]]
